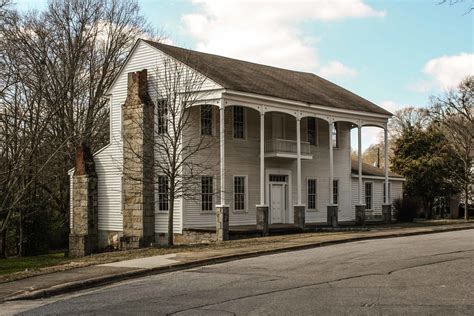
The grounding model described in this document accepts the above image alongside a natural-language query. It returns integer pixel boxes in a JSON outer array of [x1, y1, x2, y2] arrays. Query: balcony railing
[[264, 139, 311, 158]]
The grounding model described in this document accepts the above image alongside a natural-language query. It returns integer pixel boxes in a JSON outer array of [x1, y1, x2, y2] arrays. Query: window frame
[[201, 176, 214, 212], [332, 179, 339, 205], [365, 181, 373, 210], [307, 178, 318, 211], [157, 175, 169, 212], [233, 175, 248, 212], [307, 117, 318, 146], [200, 104, 213, 136], [232, 106, 246, 140]]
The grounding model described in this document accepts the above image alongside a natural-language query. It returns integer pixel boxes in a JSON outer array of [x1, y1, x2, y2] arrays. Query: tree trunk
[[0, 229, 6, 259], [168, 194, 174, 246]]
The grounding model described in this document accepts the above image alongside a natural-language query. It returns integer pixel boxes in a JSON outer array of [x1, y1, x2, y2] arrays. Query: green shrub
[[393, 197, 419, 222]]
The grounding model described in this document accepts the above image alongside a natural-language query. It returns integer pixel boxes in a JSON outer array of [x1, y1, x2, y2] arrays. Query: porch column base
[[69, 234, 97, 258], [256, 205, 269, 236], [216, 205, 229, 242], [327, 205, 338, 228], [294, 205, 305, 230], [382, 204, 392, 224], [355, 205, 366, 226]]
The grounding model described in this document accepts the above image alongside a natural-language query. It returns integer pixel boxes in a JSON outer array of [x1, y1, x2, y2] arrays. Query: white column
[[329, 121, 334, 204], [296, 117, 302, 205], [219, 100, 226, 206], [259, 110, 265, 205], [358, 125, 363, 205], [384, 126, 389, 204]]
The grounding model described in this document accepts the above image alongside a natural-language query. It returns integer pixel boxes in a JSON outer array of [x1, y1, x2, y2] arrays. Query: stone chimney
[[121, 69, 155, 249], [69, 143, 98, 257]]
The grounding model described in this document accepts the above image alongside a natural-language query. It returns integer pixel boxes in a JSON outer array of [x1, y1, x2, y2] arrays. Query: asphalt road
[[4, 230, 474, 315]]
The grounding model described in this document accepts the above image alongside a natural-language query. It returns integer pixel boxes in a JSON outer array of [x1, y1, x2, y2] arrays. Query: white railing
[[264, 139, 311, 155]]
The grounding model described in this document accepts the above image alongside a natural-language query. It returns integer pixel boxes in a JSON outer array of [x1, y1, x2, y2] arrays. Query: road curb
[[3, 225, 474, 302]]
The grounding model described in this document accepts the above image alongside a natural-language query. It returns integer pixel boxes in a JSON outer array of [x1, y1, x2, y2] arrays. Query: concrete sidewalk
[[1, 222, 473, 302]]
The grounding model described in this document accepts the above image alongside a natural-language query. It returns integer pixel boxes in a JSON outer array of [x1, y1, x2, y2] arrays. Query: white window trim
[[156, 174, 169, 213], [307, 177, 318, 211], [200, 175, 215, 213], [364, 181, 374, 210], [233, 175, 248, 213], [232, 106, 247, 140]]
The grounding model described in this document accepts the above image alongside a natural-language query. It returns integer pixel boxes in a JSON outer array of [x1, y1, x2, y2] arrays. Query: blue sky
[[16, 0, 474, 149]]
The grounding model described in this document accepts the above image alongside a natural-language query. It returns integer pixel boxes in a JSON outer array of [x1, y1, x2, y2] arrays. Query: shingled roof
[[143, 40, 391, 116], [351, 160, 404, 179]]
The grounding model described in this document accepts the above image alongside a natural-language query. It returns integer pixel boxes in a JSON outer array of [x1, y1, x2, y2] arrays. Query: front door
[[270, 183, 286, 223]]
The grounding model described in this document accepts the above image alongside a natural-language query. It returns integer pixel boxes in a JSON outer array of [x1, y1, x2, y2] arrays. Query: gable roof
[[143, 40, 391, 116], [351, 160, 404, 179]]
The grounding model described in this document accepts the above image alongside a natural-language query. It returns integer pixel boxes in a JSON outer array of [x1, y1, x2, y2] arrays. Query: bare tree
[[0, 0, 159, 255], [439, 0, 473, 14], [125, 58, 218, 246], [431, 76, 474, 220], [389, 106, 431, 140]]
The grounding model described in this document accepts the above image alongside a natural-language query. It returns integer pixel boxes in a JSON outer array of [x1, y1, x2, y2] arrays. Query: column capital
[[219, 97, 226, 109]]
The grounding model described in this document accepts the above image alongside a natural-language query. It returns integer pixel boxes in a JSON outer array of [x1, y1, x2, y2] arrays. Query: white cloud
[[411, 53, 474, 92], [181, 0, 385, 73], [379, 100, 404, 114], [319, 61, 357, 79]]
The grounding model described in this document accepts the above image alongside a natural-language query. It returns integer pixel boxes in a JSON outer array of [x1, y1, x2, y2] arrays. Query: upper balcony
[[264, 139, 313, 160]]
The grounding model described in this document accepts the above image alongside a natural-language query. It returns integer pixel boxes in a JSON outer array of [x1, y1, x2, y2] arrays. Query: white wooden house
[[69, 39, 404, 249]]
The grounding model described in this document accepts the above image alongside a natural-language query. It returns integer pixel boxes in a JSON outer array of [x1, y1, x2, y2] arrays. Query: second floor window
[[201, 176, 213, 211], [157, 99, 167, 134], [157, 175, 169, 211], [233, 106, 245, 139], [201, 105, 212, 136], [333, 179, 339, 205], [307, 178, 317, 209], [307, 117, 317, 146]]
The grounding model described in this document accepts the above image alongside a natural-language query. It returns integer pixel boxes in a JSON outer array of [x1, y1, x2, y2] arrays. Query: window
[[157, 99, 167, 134], [331, 123, 339, 148], [201, 105, 212, 136], [234, 176, 246, 211], [233, 106, 245, 139], [269, 175, 288, 182], [307, 178, 317, 209], [201, 176, 213, 211], [307, 118, 317, 146], [157, 175, 169, 211], [332, 179, 339, 205], [365, 182, 373, 210], [383, 182, 392, 203]]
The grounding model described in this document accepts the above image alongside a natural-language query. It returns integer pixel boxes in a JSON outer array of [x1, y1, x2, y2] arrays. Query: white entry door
[[270, 183, 286, 223]]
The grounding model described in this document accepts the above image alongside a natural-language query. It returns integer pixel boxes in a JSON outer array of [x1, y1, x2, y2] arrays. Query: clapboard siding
[[94, 40, 221, 233], [183, 110, 356, 228], [350, 177, 404, 214]]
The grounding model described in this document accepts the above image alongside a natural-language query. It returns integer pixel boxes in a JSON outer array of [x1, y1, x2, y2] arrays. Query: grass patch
[[0, 252, 69, 276]]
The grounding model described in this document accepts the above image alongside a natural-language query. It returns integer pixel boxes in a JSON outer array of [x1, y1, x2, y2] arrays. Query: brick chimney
[[121, 69, 155, 249], [69, 143, 98, 257]]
